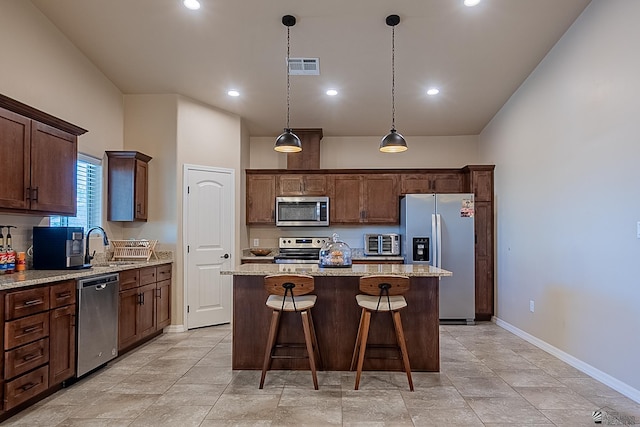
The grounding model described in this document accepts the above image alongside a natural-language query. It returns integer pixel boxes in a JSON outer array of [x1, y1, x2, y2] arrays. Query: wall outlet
[[529, 300, 535, 313], [253, 238, 260, 247], [637, 221, 640, 239]]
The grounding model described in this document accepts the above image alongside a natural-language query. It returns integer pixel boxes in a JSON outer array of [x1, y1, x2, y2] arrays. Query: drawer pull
[[56, 292, 72, 299], [22, 326, 39, 334], [23, 353, 37, 362], [23, 299, 42, 306], [20, 382, 37, 392]]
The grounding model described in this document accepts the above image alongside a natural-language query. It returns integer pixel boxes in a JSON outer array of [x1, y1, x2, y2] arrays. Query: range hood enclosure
[[286, 128, 323, 170]]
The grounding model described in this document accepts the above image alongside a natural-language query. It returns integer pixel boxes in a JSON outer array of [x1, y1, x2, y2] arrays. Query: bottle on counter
[[0, 226, 6, 275], [5, 226, 16, 274], [16, 251, 26, 272]]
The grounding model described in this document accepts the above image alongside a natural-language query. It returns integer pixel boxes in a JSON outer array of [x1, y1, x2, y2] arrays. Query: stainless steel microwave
[[276, 196, 329, 227]]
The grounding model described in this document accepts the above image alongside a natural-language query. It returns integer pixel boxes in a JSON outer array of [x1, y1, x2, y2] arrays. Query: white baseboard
[[493, 316, 640, 404], [163, 324, 186, 333]]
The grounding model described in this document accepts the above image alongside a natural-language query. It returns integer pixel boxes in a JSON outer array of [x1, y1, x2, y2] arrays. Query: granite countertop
[[240, 247, 404, 262], [222, 263, 451, 277], [0, 253, 173, 291]]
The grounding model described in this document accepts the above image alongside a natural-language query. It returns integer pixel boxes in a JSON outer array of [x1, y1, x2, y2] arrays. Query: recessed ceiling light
[[464, 0, 481, 6], [183, 0, 201, 10], [227, 90, 240, 97], [326, 89, 338, 96], [427, 88, 440, 96]]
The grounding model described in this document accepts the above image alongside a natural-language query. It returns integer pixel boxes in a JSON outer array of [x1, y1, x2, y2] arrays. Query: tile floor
[[2, 322, 639, 426]]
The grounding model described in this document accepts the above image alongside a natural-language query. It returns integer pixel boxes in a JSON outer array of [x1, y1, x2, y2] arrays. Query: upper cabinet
[[278, 175, 327, 196], [106, 151, 152, 222], [401, 171, 463, 194], [328, 173, 399, 224], [0, 95, 87, 216], [246, 174, 276, 224]]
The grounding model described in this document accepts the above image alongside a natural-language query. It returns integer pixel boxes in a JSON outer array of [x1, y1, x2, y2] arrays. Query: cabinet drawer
[[140, 267, 156, 285], [5, 312, 50, 350], [156, 264, 171, 282], [50, 280, 76, 309], [5, 338, 49, 379], [120, 269, 140, 291], [5, 287, 50, 320], [4, 365, 49, 411]]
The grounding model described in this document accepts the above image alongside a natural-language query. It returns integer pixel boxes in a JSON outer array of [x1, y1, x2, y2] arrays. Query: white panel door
[[185, 166, 234, 329]]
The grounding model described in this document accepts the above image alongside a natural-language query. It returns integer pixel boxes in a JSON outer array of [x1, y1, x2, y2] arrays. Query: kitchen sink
[[94, 261, 139, 267]]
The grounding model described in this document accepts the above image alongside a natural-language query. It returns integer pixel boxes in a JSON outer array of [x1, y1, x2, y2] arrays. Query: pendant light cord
[[286, 25, 291, 129], [391, 24, 396, 131]]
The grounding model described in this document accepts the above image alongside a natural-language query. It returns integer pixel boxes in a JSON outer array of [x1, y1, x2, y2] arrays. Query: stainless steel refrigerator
[[400, 194, 475, 323]]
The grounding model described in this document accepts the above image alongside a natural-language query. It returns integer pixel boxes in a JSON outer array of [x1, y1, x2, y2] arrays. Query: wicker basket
[[111, 239, 158, 261]]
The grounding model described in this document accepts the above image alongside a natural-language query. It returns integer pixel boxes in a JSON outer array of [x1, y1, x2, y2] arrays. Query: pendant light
[[380, 14, 408, 153], [274, 15, 302, 153]]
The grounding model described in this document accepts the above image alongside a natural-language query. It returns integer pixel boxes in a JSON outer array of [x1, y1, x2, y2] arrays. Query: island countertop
[[222, 263, 452, 277]]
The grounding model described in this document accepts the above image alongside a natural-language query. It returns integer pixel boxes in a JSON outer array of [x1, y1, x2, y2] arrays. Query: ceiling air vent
[[288, 58, 320, 75]]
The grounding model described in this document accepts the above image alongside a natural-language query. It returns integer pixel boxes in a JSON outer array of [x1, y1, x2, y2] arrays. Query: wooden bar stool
[[260, 274, 322, 390], [350, 275, 413, 391]]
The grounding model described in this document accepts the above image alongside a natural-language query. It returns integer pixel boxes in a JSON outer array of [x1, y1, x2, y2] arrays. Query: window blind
[[50, 154, 102, 230]]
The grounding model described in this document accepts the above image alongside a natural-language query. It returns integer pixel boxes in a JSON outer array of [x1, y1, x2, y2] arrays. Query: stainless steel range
[[274, 237, 328, 264]]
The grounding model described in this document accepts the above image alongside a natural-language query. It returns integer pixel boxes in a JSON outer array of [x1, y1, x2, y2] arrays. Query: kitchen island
[[222, 263, 452, 372]]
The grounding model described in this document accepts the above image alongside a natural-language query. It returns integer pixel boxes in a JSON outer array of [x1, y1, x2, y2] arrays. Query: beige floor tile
[[515, 386, 597, 410], [55, 419, 135, 427], [272, 403, 342, 425], [67, 393, 159, 419], [540, 408, 603, 426], [205, 394, 280, 421], [448, 376, 520, 398], [466, 396, 552, 424], [342, 389, 412, 424], [410, 406, 484, 426], [401, 385, 467, 409], [129, 404, 211, 426], [0, 404, 79, 426], [495, 368, 565, 388], [115, 373, 177, 394], [154, 383, 226, 406]]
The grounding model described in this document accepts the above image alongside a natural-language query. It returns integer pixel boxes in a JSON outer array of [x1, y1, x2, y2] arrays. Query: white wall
[[0, 0, 124, 249], [479, 0, 640, 396], [250, 135, 479, 169]]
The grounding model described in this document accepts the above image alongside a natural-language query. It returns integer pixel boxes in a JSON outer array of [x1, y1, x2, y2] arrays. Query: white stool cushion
[[266, 294, 317, 311], [356, 294, 407, 311]]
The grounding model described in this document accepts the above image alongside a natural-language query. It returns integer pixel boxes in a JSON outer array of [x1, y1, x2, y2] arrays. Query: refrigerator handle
[[431, 213, 437, 267], [436, 213, 442, 268]]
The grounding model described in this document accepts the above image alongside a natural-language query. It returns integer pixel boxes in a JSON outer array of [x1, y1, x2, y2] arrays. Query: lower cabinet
[[1, 279, 75, 414], [118, 265, 172, 352]]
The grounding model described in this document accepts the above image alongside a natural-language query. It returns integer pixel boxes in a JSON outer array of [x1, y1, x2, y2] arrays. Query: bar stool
[[350, 275, 413, 391], [260, 274, 322, 390]]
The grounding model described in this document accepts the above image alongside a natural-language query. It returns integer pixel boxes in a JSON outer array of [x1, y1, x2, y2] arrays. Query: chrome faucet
[[85, 226, 109, 265]]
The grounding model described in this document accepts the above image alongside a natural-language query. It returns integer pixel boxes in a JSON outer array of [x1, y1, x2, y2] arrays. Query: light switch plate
[[637, 222, 640, 239], [253, 238, 260, 247]]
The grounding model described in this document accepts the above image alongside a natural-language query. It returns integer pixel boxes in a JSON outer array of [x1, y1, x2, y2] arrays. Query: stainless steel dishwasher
[[76, 273, 119, 377]]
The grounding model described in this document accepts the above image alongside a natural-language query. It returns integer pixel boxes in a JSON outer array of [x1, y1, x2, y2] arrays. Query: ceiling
[[31, 0, 591, 138]]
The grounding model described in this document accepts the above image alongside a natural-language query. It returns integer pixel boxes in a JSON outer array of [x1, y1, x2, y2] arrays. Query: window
[[50, 154, 102, 230]]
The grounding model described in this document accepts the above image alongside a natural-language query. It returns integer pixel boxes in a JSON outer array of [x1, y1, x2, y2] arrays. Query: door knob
[[221, 253, 230, 259]]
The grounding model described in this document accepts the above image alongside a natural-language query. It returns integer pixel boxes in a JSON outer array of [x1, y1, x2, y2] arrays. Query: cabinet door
[[49, 305, 76, 385], [134, 159, 148, 220], [156, 279, 171, 330], [474, 201, 493, 318], [278, 175, 327, 196], [246, 174, 276, 224], [329, 175, 362, 223], [138, 283, 157, 339], [470, 170, 493, 202], [400, 174, 431, 194], [30, 121, 77, 215], [362, 174, 399, 223], [118, 288, 139, 351], [430, 173, 463, 193], [0, 107, 31, 210]]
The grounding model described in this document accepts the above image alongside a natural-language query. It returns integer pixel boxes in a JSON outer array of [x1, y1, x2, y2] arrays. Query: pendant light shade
[[275, 128, 302, 152], [274, 15, 302, 153], [380, 14, 408, 153]]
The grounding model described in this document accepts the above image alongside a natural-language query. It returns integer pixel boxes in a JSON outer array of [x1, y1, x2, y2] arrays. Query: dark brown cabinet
[[246, 174, 276, 224], [118, 265, 172, 352], [0, 95, 86, 216], [106, 151, 152, 222], [48, 281, 76, 386], [401, 172, 463, 194], [278, 175, 327, 196], [328, 174, 399, 224], [0, 108, 78, 215], [1, 279, 76, 413]]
